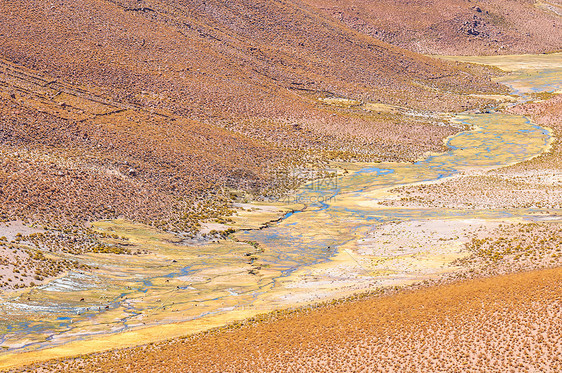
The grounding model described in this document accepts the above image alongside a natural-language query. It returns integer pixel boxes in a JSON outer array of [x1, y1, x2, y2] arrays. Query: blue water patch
[[357, 166, 395, 175]]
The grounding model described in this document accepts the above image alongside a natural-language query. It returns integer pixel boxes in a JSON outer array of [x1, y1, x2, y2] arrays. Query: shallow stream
[[1, 53, 562, 362]]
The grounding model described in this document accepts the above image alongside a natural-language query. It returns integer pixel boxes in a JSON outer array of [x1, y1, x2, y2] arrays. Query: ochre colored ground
[[18, 267, 562, 372]]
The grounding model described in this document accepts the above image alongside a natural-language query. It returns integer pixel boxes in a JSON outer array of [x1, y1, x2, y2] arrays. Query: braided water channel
[[1, 53, 562, 363]]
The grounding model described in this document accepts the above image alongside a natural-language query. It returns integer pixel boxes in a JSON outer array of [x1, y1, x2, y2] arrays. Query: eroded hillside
[[0, 0, 504, 230]]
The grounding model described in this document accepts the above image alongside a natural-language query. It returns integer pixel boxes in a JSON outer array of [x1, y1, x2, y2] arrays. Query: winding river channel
[[1, 53, 562, 366]]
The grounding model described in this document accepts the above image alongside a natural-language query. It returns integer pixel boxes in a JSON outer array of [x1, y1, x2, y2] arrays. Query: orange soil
[[21, 267, 562, 372]]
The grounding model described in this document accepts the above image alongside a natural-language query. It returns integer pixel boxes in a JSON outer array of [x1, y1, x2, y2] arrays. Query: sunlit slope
[[28, 267, 562, 372], [302, 0, 562, 55], [0, 0, 503, 227]]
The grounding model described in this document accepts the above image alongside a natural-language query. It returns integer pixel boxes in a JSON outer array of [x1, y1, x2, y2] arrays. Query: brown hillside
[[302, 0, 562, 55], [0, 0, 503, 229]]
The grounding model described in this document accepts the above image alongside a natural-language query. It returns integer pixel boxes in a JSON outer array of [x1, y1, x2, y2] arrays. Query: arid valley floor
[[1, 1, 562, 372]]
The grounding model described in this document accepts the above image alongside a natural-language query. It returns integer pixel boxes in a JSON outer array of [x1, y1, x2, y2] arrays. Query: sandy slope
[[18, 267, 562, 372]]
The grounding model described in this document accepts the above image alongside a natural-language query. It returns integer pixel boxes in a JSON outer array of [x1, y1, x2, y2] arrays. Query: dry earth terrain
[[0, 0, 506, 288], [14, 55, 562, 372], [18, 267, 562, 372], [1, 1, 562, 371], [303, 0, 562, 55], [0, 0, 506, 229]]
